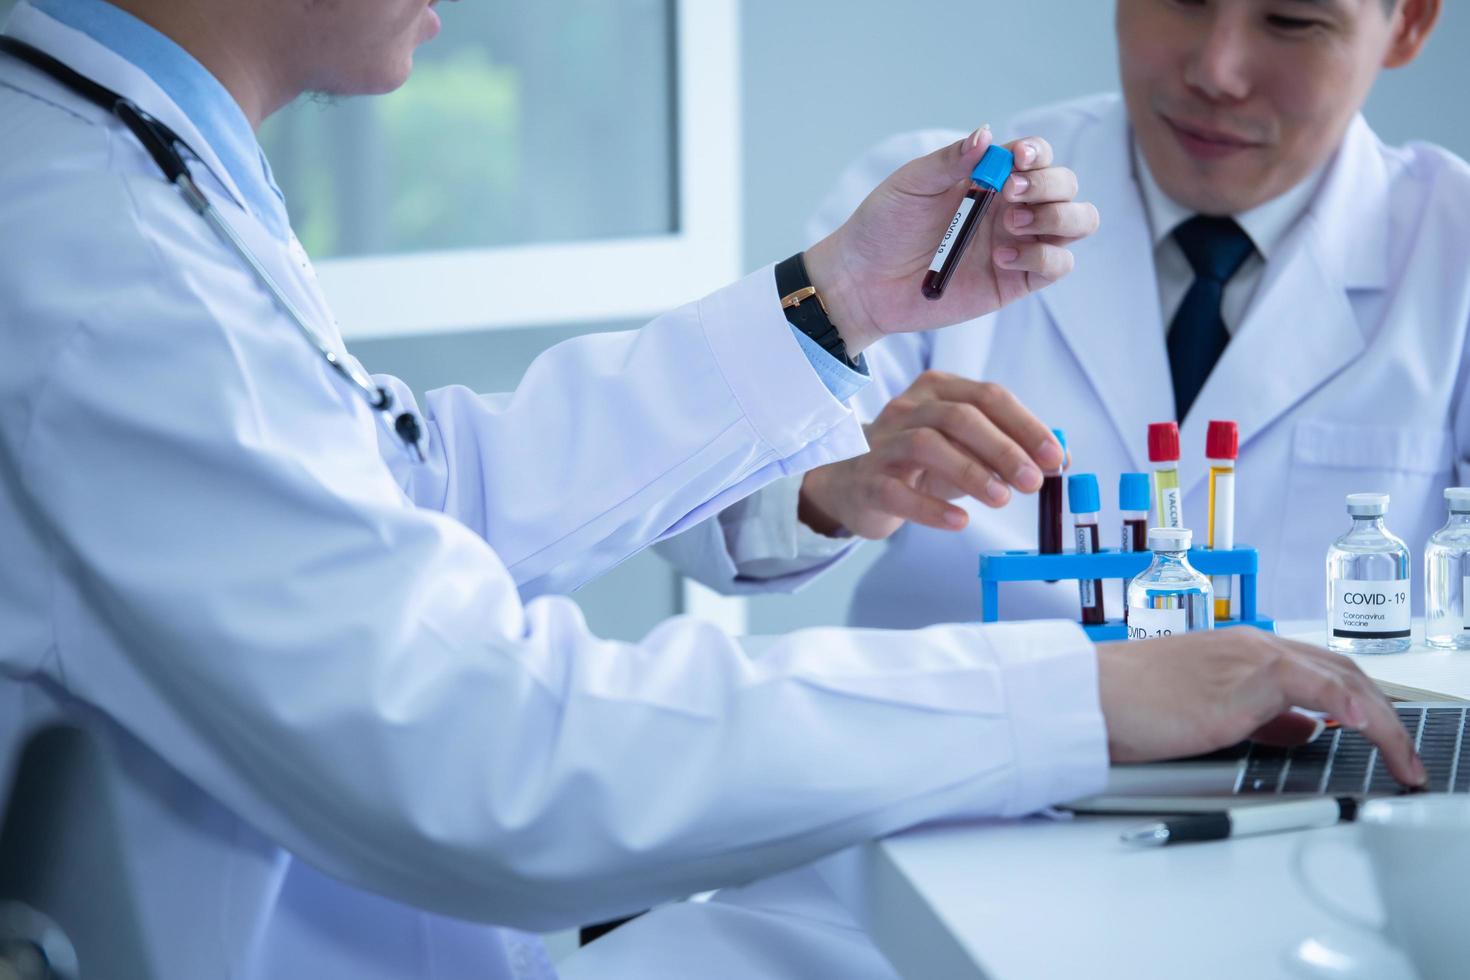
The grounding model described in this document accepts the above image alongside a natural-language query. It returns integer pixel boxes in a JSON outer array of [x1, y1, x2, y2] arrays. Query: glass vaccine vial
[[1119, 472, 1150, 553], [1425, 488, 1470, 650], [1127, 527, 1213, 640], [1326, 493, 1411, 654], [921, 144, 1015, 300], [1206, 420, 1238, 621], [1069, 473, 1105, 626], [1148, 422, 1184, 530]]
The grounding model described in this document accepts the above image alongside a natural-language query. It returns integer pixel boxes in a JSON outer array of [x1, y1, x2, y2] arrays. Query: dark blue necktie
[[1166, 215, 1255, 422]]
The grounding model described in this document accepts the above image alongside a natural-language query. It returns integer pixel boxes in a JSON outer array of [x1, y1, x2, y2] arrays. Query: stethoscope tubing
[[0, 35, 426, 462]]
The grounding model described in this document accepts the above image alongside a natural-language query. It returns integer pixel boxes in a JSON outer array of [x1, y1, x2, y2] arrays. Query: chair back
[[0, 725, 153, 979]]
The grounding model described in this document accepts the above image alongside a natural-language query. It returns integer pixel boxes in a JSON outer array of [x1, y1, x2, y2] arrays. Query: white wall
[[741, 0, 1470, 271]]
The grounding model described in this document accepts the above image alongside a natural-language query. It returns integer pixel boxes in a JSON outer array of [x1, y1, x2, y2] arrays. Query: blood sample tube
[[1119, 472, 1151, 553], [1070, 473, 1105, 626], [1206, 420, 1239, 621], [1148, 422, 1184, 529], [1039, 427, 1067, 564], [921, 144, 1015, 300]]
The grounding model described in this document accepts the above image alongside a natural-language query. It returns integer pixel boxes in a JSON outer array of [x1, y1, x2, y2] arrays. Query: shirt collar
[[1131, 136, 1324, 263], [30, 0, 291, 241]]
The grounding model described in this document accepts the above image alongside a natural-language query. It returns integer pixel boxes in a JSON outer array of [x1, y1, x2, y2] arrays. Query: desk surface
[[1280, 618, 1470, 701], [825, 816, 1396, 980], [824, 619, 1456, 980]]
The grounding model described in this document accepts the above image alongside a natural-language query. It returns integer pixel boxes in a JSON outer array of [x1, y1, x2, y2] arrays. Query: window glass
[[258, 0, 678, 259]]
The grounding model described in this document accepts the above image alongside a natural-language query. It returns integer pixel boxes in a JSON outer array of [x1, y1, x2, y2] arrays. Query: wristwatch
[[775, 253, 860, 371]]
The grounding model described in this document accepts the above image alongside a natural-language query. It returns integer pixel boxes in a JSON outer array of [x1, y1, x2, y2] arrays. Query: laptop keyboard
[[1238, 705, 1468, 796]]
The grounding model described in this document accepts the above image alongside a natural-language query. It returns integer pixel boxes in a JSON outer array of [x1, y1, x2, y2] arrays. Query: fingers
[[882, 425, 1010, 506], [1004, 165, 1077, 205], [897, 132, 1055, 201], [906, 381, 1061, 490], [993, 241, 1076, 283], [1271, 647, 1425, 788], [901, 124, 998, 196], [1005, 201, 1101, 239], [867, 473, 968, 531], [1005, 136, 1053, 172]]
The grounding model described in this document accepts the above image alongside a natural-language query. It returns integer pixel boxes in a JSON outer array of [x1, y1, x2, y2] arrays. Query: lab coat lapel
[[1038, 100, 1173, 472], [8, 4, 348, 353], [1176, 117, 1386, 499], [7, 3, 253, 219]]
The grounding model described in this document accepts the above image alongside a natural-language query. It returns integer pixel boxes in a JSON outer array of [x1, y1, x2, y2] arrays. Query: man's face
[[290, 0, 447, 96], [1116, 0, 1402, 215]]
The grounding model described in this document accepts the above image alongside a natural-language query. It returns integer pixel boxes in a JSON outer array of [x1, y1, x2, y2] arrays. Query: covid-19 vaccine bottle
[[1326, 493, 1411, 654], [1126, 528, 1213, 640], [1425, 488, 1470, 650]]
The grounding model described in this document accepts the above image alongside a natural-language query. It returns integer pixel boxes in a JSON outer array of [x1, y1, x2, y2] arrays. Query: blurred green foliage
[[260, 51, 519, 257]]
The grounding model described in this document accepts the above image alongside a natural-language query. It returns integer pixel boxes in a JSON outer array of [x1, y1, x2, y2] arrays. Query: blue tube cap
[[971, 144, 1015, 192], [1119, 472, 1150, 511], [1068, 473, 1100, 514], [1050, 427, 1067, 453]]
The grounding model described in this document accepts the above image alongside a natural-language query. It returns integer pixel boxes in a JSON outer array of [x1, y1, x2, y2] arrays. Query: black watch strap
[[775, 253, 859, 370]]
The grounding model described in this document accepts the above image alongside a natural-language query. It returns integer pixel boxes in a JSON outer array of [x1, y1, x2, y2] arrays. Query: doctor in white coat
[[668, 0, 1466, 632], [0, 1, 1421, 979]]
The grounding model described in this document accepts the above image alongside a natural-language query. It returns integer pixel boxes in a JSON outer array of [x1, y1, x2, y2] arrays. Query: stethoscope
[[0, 35, 427, 462]]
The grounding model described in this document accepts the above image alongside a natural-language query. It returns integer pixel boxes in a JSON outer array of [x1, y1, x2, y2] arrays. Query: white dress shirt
[[1135, 142, 1324, 337]]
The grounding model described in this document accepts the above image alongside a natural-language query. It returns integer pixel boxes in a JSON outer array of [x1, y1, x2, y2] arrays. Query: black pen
[[1120, 797, 1359, 847]]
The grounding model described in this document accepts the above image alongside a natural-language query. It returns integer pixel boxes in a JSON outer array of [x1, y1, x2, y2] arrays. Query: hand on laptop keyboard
[[1095, 631, 1428, 789]]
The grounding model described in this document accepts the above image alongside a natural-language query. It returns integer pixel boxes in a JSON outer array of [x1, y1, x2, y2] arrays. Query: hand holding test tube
[[798, 375, 1065, 538], [801, 127, 1101, 358]]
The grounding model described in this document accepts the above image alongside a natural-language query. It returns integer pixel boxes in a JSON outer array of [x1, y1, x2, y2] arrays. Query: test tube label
[[1158, 486, 1183, 529], [1075, 525, 1096, 606], [928, 197, 977, 272], [1210, 473, 1235, 549], [1330, 580, 1411, 639]]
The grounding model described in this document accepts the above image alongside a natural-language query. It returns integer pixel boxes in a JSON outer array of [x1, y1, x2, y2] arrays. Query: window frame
[[318, 0, 742, 340]]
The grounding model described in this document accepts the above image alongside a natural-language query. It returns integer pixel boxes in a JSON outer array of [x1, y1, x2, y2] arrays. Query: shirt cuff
[[696, 265, 864, 460], [722, 473, 857, 579], [788, 327, 870, 403]]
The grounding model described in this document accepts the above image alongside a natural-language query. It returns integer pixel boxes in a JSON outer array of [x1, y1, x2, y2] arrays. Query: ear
[[1383, 0, 1441, 70]]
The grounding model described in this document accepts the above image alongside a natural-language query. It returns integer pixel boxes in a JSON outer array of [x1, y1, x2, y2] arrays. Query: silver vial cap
[[1447, 488, 1470, 513], [1345, 492, 1389, 516], [1148, 527, 1192, 551]]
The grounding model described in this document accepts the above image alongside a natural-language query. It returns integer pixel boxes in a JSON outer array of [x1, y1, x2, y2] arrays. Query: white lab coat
[[671, 94, 1470, 631], [0, 7, 1106, 979]]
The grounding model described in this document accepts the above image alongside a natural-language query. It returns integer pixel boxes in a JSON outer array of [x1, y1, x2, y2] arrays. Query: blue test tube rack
[[979, 546, 1276, 642]]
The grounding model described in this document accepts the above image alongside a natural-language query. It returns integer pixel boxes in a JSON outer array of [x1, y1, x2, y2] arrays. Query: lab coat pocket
[[1277, 421, 1453, 616]]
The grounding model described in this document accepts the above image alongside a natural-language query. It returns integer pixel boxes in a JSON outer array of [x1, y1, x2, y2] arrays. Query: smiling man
[[609, 4, 1459, 976], [668, 0, 1465, 635]]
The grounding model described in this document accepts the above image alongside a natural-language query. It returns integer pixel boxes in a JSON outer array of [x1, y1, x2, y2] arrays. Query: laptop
[[1068, 703, 1465, 814]]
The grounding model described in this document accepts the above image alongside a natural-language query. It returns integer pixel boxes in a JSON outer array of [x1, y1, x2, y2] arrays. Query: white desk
[[821, 619, 1467, 980], [1281, 619, 1470, 703]]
